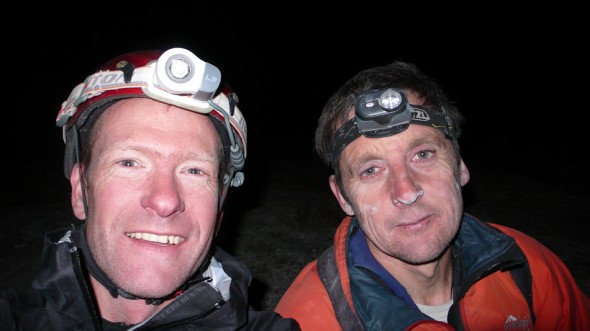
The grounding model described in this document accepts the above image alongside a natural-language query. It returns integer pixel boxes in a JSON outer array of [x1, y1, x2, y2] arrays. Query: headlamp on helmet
[[56, 48, 247, 189], [57, 48, 223, 128]]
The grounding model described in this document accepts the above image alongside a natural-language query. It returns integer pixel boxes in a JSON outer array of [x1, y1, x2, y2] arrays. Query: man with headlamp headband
[[0, 47, 299, 330], [276, 61, 589, 330]]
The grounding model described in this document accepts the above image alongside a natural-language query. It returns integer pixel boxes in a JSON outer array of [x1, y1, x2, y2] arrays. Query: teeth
[[126, 232, 185, 245]]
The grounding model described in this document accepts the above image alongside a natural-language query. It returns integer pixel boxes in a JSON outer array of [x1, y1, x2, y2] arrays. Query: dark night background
[[1, 9, 588, 310]]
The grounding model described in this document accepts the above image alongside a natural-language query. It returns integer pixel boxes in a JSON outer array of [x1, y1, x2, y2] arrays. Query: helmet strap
[[72, 125, 90, 219], [214, 169, 234, 236]]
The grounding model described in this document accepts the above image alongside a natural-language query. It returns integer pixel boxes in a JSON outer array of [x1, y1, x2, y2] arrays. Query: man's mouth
[[126, 232, 185, 245]]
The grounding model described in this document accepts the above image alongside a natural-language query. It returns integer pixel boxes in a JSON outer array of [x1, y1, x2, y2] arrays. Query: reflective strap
[[317, 246, 364, 331], [56, 67, 152, 127], [509, 261, 536, 325]]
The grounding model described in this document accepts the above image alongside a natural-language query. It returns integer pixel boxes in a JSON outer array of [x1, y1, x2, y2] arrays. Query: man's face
[[70, 98, 221, 298], [330, 95, 470, 266]]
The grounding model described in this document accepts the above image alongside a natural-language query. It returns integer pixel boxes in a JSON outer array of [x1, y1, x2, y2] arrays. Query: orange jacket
[[275, 215, 590, 330]]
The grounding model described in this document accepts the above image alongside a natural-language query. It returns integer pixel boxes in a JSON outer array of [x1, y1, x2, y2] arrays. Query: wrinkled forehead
[[97, 98, 215, 132]]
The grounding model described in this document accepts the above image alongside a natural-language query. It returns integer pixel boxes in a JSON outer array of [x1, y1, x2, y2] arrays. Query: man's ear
[[459, 158, 470, 187], [329, 175, 354, 216], [70, 164, 86, 220]]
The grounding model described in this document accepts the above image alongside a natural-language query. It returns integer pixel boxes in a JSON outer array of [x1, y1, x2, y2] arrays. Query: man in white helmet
[[0, 48, 299, 330]]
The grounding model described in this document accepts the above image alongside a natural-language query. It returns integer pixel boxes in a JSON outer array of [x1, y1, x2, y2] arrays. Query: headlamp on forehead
[[56, 48, 247, 188], [356, 88, 412, 137], [330, 88, 455, 170]]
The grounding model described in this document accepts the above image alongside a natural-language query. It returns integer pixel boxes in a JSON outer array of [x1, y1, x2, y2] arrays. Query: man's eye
[[119, 160, 136, 167], [416, 150, 433, 160], [188, 168, 204, 175], [361, 167, 376, 176]]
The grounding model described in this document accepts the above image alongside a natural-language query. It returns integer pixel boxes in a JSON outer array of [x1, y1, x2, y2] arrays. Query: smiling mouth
[[126, 232, 185, 245]]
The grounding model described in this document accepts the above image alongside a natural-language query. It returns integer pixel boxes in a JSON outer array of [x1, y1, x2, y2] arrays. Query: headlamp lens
[[378, 89, 403, 110], [168, 57, 191, 80]]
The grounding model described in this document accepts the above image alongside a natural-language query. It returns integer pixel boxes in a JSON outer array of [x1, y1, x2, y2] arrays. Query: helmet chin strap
[[214, 168, 236, 236], [72, 125, 90, 218]]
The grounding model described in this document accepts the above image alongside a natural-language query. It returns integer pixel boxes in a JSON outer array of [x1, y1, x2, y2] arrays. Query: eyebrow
[[117, 145, 217, 163], [342, 131, 448, 174], [407, 134, 447, 151]]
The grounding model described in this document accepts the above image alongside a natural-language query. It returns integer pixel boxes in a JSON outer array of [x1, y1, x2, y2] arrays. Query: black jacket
[[0, 225, 299, 330]]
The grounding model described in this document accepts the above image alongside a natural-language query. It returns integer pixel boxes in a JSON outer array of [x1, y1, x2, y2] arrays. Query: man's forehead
[[340, 124, 449, 161]]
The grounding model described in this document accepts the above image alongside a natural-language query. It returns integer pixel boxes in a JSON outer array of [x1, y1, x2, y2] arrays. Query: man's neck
[[375, 248, 453, 306]]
